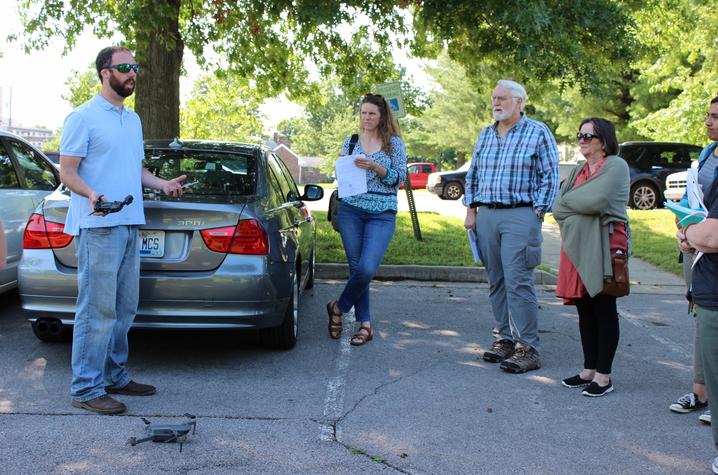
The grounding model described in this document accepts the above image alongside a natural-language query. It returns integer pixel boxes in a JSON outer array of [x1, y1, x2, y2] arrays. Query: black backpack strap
[[348, 134, 359, 155]]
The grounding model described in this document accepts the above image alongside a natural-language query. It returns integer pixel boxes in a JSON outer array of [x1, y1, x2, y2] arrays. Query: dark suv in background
[[618, 142, 702, 210]]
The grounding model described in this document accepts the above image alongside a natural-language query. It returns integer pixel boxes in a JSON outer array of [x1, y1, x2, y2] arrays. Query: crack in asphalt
[[337, 440, 412, 474], [338, 361, 440, 425]]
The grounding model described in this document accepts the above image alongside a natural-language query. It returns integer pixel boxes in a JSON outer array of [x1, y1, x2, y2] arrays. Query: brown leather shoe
[[72, 395, 127, 414], [106, 380, 156, 396]]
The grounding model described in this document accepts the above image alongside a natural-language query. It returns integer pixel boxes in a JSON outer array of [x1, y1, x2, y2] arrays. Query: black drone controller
[[92, 195, 134, 215]]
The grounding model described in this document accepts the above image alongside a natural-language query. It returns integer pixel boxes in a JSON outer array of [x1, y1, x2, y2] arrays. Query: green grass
[[627, 209, 681, 275], [314, 208, 683, 276], [314, 211, 479, 266]]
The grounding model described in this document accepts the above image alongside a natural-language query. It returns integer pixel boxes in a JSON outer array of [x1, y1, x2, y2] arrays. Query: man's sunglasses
[[576, 132, 598, 142], [107, 63, 140, 74]]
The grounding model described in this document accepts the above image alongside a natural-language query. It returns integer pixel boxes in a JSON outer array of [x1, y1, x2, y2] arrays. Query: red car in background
[[400, 162, 436, 189]]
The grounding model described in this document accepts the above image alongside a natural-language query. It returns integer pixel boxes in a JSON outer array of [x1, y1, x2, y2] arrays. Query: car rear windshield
[[143, 149, 256, 201]]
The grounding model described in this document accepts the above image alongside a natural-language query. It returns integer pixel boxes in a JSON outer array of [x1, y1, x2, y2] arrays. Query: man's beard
[[492, 102, 516, 121], [109, 73, 135, 98]]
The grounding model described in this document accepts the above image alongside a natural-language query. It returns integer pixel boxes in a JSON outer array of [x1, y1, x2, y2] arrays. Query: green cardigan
[[552, 156, 630, 297]]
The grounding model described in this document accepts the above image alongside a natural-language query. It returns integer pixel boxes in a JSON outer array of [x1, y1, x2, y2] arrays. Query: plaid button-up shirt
[[463, 114, 559, 213]]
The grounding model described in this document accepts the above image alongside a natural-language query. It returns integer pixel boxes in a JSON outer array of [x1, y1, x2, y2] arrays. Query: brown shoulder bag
[[601, 250, 629, 297]]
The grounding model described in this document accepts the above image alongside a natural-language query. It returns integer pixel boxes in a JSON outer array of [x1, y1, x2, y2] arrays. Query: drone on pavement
[[128, 413, 197, 452]]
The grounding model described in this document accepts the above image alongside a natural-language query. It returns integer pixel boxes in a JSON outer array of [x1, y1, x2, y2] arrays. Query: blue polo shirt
[[60, 94, 145, 235]]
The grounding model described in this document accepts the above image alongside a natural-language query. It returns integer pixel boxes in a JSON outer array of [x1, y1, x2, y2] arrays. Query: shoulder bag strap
[[348, 134, 359, 155]]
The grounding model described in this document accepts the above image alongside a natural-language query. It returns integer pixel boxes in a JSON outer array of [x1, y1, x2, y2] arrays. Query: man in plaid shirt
[[464, 79, 559, 373]]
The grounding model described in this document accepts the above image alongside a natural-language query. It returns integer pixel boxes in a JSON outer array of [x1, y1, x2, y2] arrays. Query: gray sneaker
[[712, 455, 718, 474], [500, 346, 541, 373], [483, 339, 515, 363], [700, 410, 712, 425]]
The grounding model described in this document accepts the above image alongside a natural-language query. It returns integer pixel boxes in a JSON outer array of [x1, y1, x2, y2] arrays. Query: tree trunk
[[456, 151, 466, 168], [134, 0, 183, 140]]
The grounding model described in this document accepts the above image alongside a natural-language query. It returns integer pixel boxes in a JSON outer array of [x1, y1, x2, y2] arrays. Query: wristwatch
[[534, 207, 545, 221]]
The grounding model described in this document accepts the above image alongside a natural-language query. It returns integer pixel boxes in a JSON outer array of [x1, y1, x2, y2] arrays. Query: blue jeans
[[71, 225, 140, 402], [336, 203, 396, 322]]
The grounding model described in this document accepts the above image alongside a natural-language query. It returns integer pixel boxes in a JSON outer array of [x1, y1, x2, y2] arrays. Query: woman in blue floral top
[[326, 94, 407, 345]]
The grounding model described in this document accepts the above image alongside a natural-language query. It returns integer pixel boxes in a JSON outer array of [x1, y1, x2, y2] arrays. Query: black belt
[[475, 202, 532, 209]]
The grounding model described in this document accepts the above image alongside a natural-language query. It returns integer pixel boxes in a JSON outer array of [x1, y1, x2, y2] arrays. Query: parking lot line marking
[[620, 308, 691, 359], [320, 309, 354, 442]]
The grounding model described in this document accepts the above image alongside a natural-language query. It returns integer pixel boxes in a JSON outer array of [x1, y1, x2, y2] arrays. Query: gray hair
[[497, 79, 527, 111]]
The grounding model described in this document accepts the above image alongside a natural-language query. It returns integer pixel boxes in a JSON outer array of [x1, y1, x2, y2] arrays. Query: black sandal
[[327, 301, 342, 339], [350, 325, 373, 346]]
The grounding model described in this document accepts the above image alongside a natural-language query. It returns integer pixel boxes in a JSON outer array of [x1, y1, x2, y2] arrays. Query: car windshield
[[143, 150, 256, 201]]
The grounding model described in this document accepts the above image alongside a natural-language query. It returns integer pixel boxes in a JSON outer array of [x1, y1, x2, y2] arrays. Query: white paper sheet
[[335, 154, 368, 198], [686, 168, 705, 210]]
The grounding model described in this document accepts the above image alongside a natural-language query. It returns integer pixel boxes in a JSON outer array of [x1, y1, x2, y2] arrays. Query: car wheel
[[630, 182, 659, 210], [443, 181, 464, 200], [259, 273, 298, 350], [304, 245, 315, 290]]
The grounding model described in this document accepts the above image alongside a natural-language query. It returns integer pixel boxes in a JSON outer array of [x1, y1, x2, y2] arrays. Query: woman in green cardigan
[[552, 118, 630, 397]]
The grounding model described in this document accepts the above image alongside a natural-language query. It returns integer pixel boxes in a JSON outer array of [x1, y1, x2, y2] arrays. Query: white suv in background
[[664, 160, 699, 202]]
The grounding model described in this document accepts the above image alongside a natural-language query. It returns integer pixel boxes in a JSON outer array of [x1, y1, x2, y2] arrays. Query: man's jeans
[[71, 225, 139, 402], [336, 203, 396, 322]]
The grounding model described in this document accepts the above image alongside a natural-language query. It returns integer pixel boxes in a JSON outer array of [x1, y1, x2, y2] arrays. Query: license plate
[[139, 230, 165, 258]]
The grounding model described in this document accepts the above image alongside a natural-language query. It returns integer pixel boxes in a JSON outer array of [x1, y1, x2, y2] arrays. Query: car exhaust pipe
[[33, 318, 65, 342], [34, 319, 51, 338], [47, 319, 64, 337]]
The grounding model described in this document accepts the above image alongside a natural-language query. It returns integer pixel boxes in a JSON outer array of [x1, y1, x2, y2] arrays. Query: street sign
[[375, 81, 406, 119]]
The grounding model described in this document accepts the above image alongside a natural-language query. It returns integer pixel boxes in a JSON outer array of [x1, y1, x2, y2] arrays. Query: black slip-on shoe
[[562, 374, 592, 388], [582, 381, 614, 397]]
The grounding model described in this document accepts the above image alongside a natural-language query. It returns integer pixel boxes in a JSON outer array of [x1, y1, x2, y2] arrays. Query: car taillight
[[200, 219, 268, 255], [23, 213, 73, 249]]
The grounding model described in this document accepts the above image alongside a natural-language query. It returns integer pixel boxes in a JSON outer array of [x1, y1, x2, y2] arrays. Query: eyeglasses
[[576, 132, 598, 142], [491, 95, 518, 102], [107, 63, 140, 74], [363, 93, 384, 99]]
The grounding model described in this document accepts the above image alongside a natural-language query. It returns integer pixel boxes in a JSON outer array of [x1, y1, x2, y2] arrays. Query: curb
[[315, 263, 558, 285]]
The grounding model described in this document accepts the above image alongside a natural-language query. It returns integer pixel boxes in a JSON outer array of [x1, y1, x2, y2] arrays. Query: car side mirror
[[301, 184, 324, 201]]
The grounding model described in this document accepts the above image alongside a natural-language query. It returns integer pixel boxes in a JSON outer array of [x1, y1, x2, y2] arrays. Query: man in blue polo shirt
[[60, 46, 185, 414], [463, 79, 559, 373]]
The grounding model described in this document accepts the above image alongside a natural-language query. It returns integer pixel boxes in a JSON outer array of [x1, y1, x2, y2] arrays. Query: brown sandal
[[350, 326, 373, 346], [327, 301, 342, 339]]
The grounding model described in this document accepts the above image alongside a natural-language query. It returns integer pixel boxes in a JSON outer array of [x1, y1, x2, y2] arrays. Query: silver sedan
[[18, 139, 323, 349]]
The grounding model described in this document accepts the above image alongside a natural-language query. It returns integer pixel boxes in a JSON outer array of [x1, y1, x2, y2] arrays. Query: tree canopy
[[180, 73, 264, 142], [11, 0, 640, 139]]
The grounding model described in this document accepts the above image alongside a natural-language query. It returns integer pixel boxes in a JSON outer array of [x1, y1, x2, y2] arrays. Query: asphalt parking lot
[[0, 274, 712, 474]]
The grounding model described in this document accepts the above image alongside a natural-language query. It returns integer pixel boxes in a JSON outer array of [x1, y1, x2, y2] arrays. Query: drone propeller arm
[[129, 436, 153, 446]]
